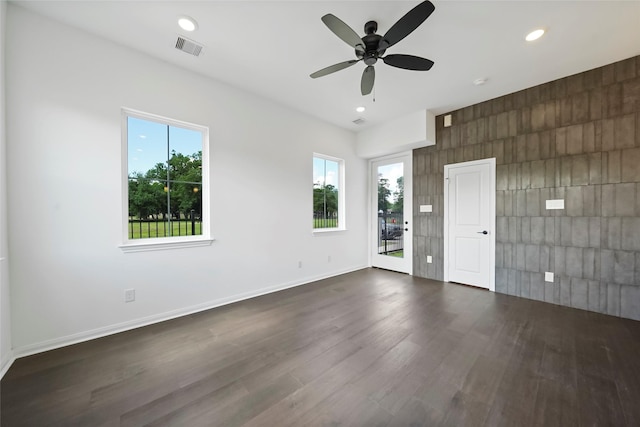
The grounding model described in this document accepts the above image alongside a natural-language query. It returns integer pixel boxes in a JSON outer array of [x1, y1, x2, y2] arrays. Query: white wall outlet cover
[[444, 114, 452, 127], [546, 199, 565, 210], [427, 255, 433, 263], [544, 272, 554, 282], [420, 204, 433, 213]]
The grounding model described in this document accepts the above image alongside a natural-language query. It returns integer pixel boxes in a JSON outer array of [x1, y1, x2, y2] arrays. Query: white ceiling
[[11, 0, 640, 131]]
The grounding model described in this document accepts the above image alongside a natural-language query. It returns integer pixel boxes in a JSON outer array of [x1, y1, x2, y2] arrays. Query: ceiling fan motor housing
[[357, 21, 385, 65], [364, 20, 378, 34]]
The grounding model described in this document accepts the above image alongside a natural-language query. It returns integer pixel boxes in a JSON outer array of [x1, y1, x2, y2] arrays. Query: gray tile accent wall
[[413, 55, 640, 321]]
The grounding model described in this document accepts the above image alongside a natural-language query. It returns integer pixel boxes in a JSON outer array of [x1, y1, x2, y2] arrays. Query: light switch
[[546, 199, 564, 210], [427, 256, 432, 263], [545, 272, 554, 282], [420, 205, 433, 213]]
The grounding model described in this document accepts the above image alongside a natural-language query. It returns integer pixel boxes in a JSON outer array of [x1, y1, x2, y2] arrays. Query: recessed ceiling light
[[178, 16, 198, 32], [356, 106, 366, 113], [473, 78, 487, 86], [525, 28, 545, 42]]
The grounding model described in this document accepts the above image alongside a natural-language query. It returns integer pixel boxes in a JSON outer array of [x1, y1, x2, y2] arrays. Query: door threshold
[[448, 281, 490, 291], [372, 266, 409, 275]]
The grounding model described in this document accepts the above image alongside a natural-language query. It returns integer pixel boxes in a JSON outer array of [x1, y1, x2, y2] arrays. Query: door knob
[[477, 230, 488, 235]]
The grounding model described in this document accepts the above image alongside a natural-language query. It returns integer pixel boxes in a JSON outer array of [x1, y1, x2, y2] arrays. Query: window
[[313, 154, 345, 231], [121, 109, 211, 251]]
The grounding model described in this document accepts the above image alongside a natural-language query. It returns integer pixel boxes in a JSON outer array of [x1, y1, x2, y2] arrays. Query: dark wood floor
[[2, 268, 640, 426]]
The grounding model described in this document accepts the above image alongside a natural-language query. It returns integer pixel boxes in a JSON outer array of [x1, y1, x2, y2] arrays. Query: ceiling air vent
[[175, 36, 203, 57], [352, 118, 366, 125]]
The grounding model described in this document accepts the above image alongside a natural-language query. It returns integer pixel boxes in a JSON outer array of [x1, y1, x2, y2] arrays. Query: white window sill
[[312, 228, 347, 235], [119, 237, 214, 253]]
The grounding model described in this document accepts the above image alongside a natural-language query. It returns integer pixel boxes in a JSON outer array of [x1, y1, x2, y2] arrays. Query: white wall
[[0, 0, 14, 376], [356, 110, 436, 158], [5, 5, 368, 354]]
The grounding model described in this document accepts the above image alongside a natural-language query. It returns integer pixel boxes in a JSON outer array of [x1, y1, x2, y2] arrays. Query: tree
[[138, 150, 202, 218], [128, 173, 164, 219], [378, 175, 392, 213], [314, 183, 338, 215], [393, 176, 404, 213], [168, 150, 202, 217], [140, 163, 170, 219]]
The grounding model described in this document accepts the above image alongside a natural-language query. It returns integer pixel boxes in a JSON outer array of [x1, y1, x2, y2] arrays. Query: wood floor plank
[[146, 373, 300, 427], [119, 375, 248, 426], [607, 319, 640, 426], [477, 304, 546, 426], [2, 268, 640, 426], [376, 368, 427, 416], [293, 383, 392, 427], [348, 338, 422, 403], [531, 378, 579, 427], [388, 397, 444, 426]]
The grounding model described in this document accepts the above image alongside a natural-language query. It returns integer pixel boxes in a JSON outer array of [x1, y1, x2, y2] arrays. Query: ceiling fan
[[310, 1, 436, 96]]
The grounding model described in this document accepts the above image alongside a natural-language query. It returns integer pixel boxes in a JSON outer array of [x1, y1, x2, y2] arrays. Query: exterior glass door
[[371, 155, 412, 274]]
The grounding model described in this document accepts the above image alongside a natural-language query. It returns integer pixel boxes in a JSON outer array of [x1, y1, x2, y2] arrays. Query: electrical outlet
[[544, 272, 554, 283], [427, 256, 433, 263], [298, 261, 302, 268], [124, 288, 135, 302]]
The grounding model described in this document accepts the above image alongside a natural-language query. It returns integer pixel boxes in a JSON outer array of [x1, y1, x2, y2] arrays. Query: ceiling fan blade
[[310, 60, 359, 79], [361, 66, 375, 96], [321, 14, 365, 53], [378, 1, 435, 51], [383, 54, 434, 71]]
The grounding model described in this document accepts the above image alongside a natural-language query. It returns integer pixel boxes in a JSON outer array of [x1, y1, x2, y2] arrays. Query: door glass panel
[[377, 163, 404, 258]]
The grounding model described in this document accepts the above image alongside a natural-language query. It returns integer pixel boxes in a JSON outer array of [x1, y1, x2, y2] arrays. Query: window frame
[[120, 108, 212, 252], [312, 153, 346, 233]]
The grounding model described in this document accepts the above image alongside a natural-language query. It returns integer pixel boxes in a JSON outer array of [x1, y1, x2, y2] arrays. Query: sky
[[128, 116, 202, 176], [313, 157, 339, 189], [378, 162, 403, 201]]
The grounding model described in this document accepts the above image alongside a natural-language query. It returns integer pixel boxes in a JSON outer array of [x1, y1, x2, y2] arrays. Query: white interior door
[[444, 158, 495, 290], [371, 154, 412, 274]]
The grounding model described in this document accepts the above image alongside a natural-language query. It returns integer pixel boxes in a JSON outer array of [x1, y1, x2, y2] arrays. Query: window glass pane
[[127, 117, 168, 177], [377, 163, 404, 258], [127, 115, 203, 240], [313, 156, 340, 229], [168, 126, 203, 225]]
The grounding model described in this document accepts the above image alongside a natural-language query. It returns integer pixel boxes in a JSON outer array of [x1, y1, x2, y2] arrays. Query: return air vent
[[175, 36, 203, 57], [352, 118, 366, 125]]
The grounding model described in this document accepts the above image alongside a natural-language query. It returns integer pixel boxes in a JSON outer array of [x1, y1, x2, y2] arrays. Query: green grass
[[129, 220, 202, 239], [388, 250, 404, 258], [314, 218, 338, 229]]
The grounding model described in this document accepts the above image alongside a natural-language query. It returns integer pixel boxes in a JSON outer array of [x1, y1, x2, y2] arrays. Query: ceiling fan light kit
[[310, 0, 435, 96]]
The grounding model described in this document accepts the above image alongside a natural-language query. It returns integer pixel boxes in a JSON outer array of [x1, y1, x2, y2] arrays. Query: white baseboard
[[12, 265, 368, 360], [0, 350, 15, 380]]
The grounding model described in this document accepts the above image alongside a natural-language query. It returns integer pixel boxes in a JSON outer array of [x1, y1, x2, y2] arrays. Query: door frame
[[443, 158, 496, 291], [369, 152, 413, 274]]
